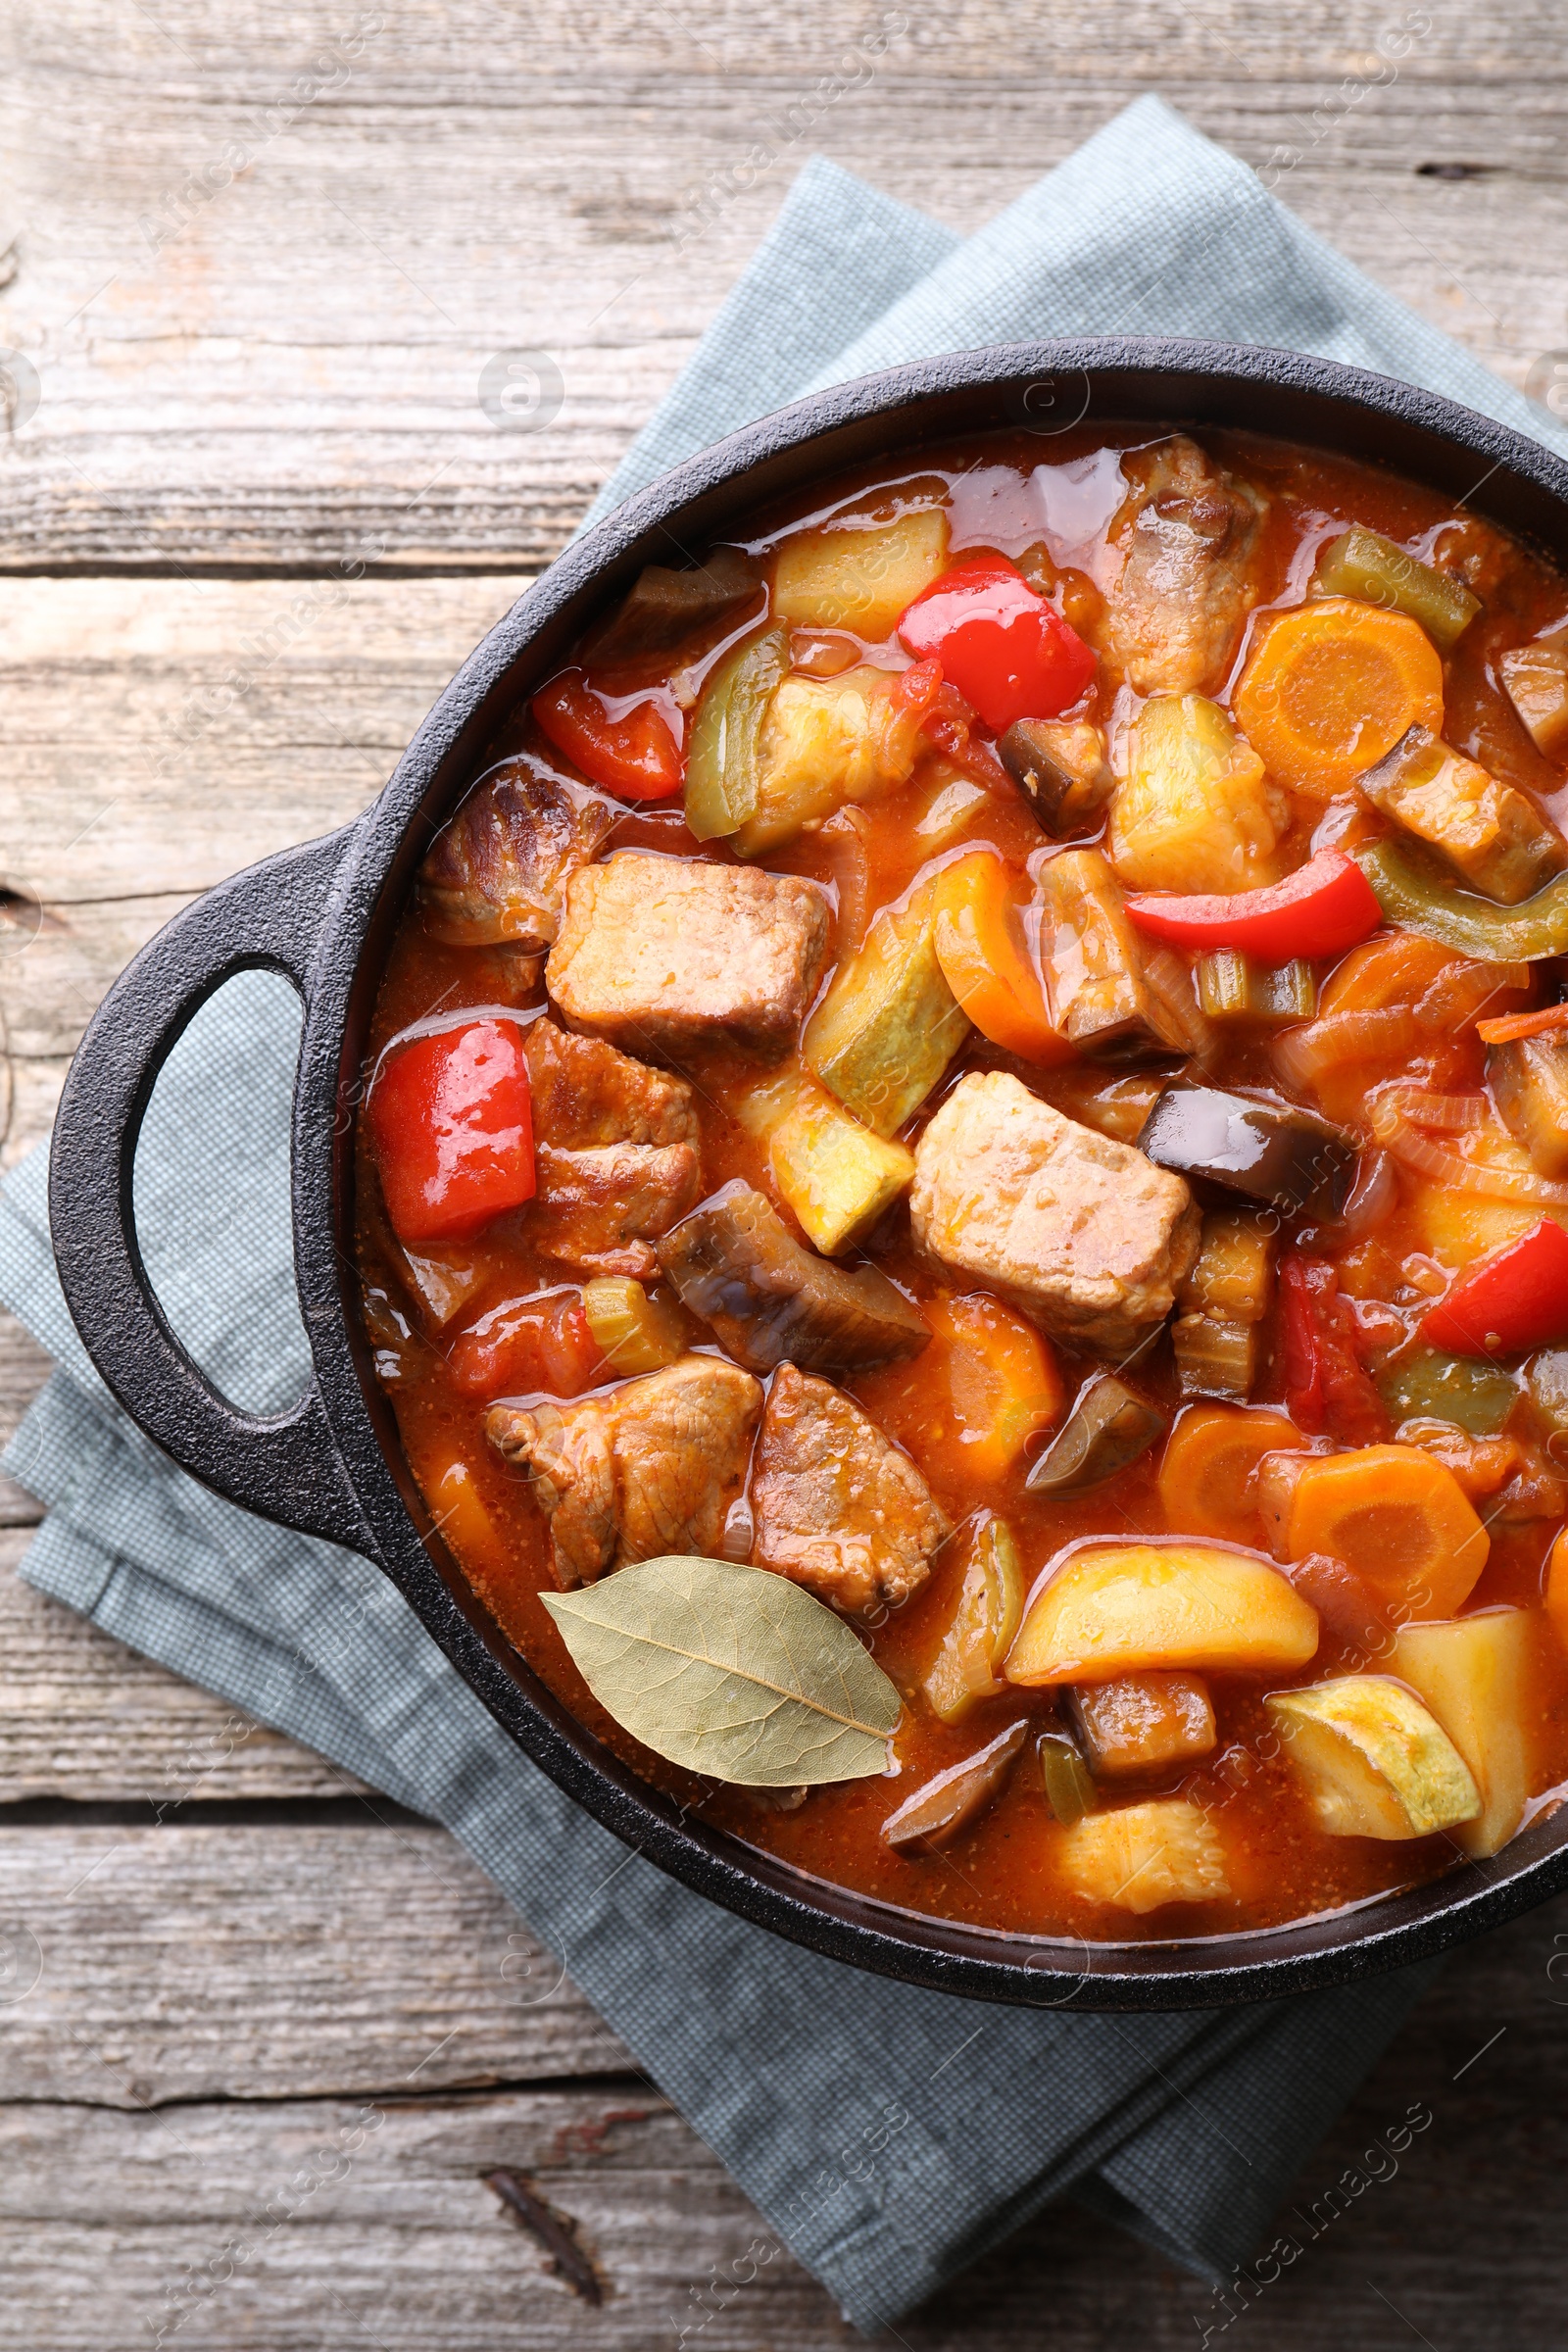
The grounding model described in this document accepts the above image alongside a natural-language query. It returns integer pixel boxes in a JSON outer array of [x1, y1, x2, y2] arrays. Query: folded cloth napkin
[[3, 91, 1551, 2329]]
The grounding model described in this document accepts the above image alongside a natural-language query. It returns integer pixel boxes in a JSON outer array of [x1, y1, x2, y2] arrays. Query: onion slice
[[1370, 1098, 1568, 1205], [1273, 1008, 1417, 1092]]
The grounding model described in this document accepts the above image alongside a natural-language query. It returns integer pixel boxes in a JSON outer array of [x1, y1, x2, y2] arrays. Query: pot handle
[[47, 823, 377, 1557]]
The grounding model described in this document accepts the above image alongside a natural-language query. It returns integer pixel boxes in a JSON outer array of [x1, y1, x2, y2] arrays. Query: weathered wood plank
[[0, 1822, 630, 2102], [0, 1527, 366, 1796], [1, 0, 1566, 571], [0, 1895, 1564, 2350]]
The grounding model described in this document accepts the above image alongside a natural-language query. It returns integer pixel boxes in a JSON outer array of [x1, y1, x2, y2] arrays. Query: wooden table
[[2, 4, 1566, 2341]]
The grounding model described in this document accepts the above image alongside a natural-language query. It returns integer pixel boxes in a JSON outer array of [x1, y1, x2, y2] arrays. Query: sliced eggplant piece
[[1024, 1374, 1166, 1495], [803, 876, 969, 1136], [998, 717, 1115, 834], [1357, 723, 1566, 907], [881, 1718, 1028, 1857], [1266, 1674, 1481, 1839], [1069, 1671, 1217, 1780], [1035, 847, 1190, 1062], [581, 546, 761, 664], [1487, 1029, 1568, 1179], [656, 1182, 930, 1374], [1137, 1080, 1356, 1214]]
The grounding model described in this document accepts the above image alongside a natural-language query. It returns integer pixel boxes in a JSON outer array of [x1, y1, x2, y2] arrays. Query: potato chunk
[[1267, 1675, 1481, 1839], [1390, 1609, 1534, 1856], [767, 1081, 915, 1254], [771, 507, 950, 641], [1108, 694, 1283, 896], [738, 665, 933, 856], [1060, 1797, 1231, 1914], [1357, 723, 1566, 906], [1005, 1541, 1319, 1686]]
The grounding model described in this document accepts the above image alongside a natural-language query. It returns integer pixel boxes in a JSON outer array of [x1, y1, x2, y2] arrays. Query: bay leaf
[[542, 1554, 902, 1786]]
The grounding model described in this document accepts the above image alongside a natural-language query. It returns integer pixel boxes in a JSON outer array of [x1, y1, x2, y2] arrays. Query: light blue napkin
[[8, 92, 1544, 2329]]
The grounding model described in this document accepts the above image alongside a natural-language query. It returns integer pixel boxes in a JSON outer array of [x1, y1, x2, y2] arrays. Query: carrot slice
[[928, 1293, 1066, 1483], [932, 851, 1075, 1063], [1547, 1527, 1568, 1646], [1477, 1004, 1568, 1046], [1234, 598, 1446, 800], [1276, 1443, 1489, 1620], [1156, 1403, 1306, 1544]]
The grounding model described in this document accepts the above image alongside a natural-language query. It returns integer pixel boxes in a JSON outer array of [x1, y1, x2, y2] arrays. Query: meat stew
[[357, 423, 1568, 1943]]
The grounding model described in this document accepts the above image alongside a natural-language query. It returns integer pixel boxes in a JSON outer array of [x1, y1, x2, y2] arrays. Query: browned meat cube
[[485, 1354, 760, 1589], [522, 1018, 701, 1279], [1069, 1673, 1217, 1779], [751, 1364, 949, 1615], [547, 853, 830, 1062], [416, 758, 613, 951], [1099, 436, 1267, 696], [657, 1183, 929, 1374], [909, 1071, 1200, 1355]]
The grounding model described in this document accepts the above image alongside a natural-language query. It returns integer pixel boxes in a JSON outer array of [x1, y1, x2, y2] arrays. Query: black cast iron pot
[[46, 338, 1568, 2009]]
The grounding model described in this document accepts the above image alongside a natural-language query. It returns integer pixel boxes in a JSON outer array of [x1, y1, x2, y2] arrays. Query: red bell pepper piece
[[1123, 850, 1383, 962], [1423, 1216, 1568, 1357], [368, 1018, 536, 1248], [532, 668, 684, 799], [447, 1291, 605, 1400], [1279, 1254, 1390, 1445], [896, 558, 1095, 733]]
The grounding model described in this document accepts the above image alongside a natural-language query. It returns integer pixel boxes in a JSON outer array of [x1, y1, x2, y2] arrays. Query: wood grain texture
[[0, 1529, 367, 1795], [0, 1892, 1562, 2349], [0, 0, 1564, 572], [0, 1821, 629, 2103], [4, 3, 1568, 2343]]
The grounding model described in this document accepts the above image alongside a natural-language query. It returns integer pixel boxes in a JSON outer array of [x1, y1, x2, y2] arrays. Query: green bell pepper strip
[[682, 621, 790, 841], [1354, 836, 1568, 961]]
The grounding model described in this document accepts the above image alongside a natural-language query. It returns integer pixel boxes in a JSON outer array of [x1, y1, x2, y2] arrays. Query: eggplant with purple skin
[[656, 1182, 930, 1374], [580, 547, 761, 664], [881, 1719, 1029, 1857], [1137, 1081, 1355, 1215]]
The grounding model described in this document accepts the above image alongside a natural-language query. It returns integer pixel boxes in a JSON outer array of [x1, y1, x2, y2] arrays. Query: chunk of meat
[[546, 854, 830, 1062], [522, 1017, 701, 1278], [909, 1071, 1200, 1355], [1099, 436, 1267, 696], [751, 1364, 949, 1615], [485, 1354, 760, 1589], [416, 757, 614, 950], [658, 1182, 929, 1373]]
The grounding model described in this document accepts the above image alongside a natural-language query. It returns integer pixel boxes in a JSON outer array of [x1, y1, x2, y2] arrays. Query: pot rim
[[284, 336, 1568, 2008]]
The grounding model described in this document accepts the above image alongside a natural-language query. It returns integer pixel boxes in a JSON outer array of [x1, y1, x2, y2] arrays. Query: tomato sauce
[[357, 424, 1568, 1945]]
